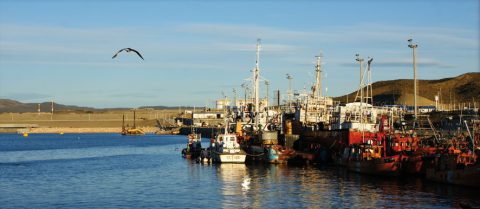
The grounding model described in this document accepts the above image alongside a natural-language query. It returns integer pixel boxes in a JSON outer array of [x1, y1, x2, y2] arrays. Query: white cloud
[[175, 23, 315, 40], [0, 24, 138, 40], [317, 23, 478, 48], [0, 22, 477, 73], [339, 57, 455, 69], [0, 41, 106, 55], [211, 42, 304, 53]]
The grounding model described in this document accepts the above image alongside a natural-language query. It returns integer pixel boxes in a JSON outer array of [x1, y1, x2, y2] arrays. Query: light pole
[[286, 74, 293, 110], [408, 39, 419, 119]]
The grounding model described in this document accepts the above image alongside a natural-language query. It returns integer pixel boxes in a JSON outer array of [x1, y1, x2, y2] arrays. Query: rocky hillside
[[334, 72, 480, 106]]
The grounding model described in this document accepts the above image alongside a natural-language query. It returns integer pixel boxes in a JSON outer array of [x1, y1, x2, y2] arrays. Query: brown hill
[[335, 72, 480, 106], [0, 99, 199, 113], [0, 99, 97, 113]]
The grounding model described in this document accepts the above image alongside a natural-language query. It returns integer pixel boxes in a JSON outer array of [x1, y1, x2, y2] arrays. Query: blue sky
[[0, 0, 478, 108]]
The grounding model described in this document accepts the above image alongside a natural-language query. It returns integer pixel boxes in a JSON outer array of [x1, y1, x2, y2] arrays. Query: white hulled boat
[[211, 133, 247, 163]]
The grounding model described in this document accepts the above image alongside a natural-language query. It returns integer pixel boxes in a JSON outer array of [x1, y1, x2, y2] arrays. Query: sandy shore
[[19, 127, 160, 134]]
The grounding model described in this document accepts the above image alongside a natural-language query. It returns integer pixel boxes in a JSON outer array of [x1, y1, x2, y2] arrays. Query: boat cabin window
[[230, 137, 235, 141]]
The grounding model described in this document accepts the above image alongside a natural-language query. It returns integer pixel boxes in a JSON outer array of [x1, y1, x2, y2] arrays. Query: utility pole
[[408, 38, 419, 119]]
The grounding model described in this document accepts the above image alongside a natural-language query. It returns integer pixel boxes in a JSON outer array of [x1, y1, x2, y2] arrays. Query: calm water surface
[[0, 133, 477, 208]]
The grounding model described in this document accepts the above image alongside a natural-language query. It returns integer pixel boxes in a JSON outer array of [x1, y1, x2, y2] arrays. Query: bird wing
[[129, 48, 144, 60], [112, 48, 127, 59]]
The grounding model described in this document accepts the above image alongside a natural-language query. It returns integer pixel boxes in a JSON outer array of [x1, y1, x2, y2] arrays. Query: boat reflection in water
[[216, 164, 251, 208], [210, 163, 480, 208]]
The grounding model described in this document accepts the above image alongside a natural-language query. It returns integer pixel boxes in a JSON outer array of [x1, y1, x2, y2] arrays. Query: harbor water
[[0, 134, 477, 208]]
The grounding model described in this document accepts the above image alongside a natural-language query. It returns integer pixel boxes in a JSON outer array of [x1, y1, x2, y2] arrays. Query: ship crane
[[353, 54, 374, 143], [353, 54, 373, 105]]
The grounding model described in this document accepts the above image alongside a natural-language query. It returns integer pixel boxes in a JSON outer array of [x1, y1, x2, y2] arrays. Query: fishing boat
[[425, 120, 480, 187], [121, 111, 145, 135], [181, 127, 202, 159], [210, 133, 247, 163], [337, 133, 412, 176], [240, 129, 296, 164], [425, 151, 480, 187]]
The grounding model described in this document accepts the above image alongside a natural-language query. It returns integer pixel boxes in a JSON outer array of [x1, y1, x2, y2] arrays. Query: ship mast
[[252, 39, 261, 127], [365, 57, 373, 105], [354, 54, 365, 142], [354, 54, 364, 103], [313, 52, 323, 99]]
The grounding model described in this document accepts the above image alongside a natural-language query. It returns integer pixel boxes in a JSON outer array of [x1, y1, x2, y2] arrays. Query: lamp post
[[286, 74, 293, 110], [408, 39, 419, 119]]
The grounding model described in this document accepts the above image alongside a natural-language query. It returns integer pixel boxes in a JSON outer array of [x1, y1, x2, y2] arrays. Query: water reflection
[[211, 163, 479, 208], [216, 164, 250, 208]]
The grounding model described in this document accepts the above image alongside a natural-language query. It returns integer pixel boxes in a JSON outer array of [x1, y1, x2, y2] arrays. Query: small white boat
[[211, 133, 246, 163]]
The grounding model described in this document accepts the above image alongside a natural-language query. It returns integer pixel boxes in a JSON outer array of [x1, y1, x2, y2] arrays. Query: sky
[[0, 0, 478, 108]]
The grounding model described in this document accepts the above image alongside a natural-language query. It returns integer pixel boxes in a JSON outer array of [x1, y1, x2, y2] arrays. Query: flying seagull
[[112, 48, 144, 60]]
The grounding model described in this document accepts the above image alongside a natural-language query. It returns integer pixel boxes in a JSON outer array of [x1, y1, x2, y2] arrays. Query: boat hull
[[426, 164, 480, 187], [347, 158, 401, 176], [299, 129, 378, 153], [217, 153, 247, 163]]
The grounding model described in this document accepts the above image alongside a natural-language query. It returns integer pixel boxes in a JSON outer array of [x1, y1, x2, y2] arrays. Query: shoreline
[[2, 127, 160, 134]]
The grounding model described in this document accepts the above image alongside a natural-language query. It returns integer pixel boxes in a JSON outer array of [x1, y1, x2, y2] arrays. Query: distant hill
[[2, 73, 478, 112], [0, 99, 200, 113], [334, 72, 480, 106], [138, 106, 200, 110], [0, 99, 97, 113]]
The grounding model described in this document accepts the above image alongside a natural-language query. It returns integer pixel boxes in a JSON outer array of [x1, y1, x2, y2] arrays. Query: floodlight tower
[[408, 38, 419, 119]]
